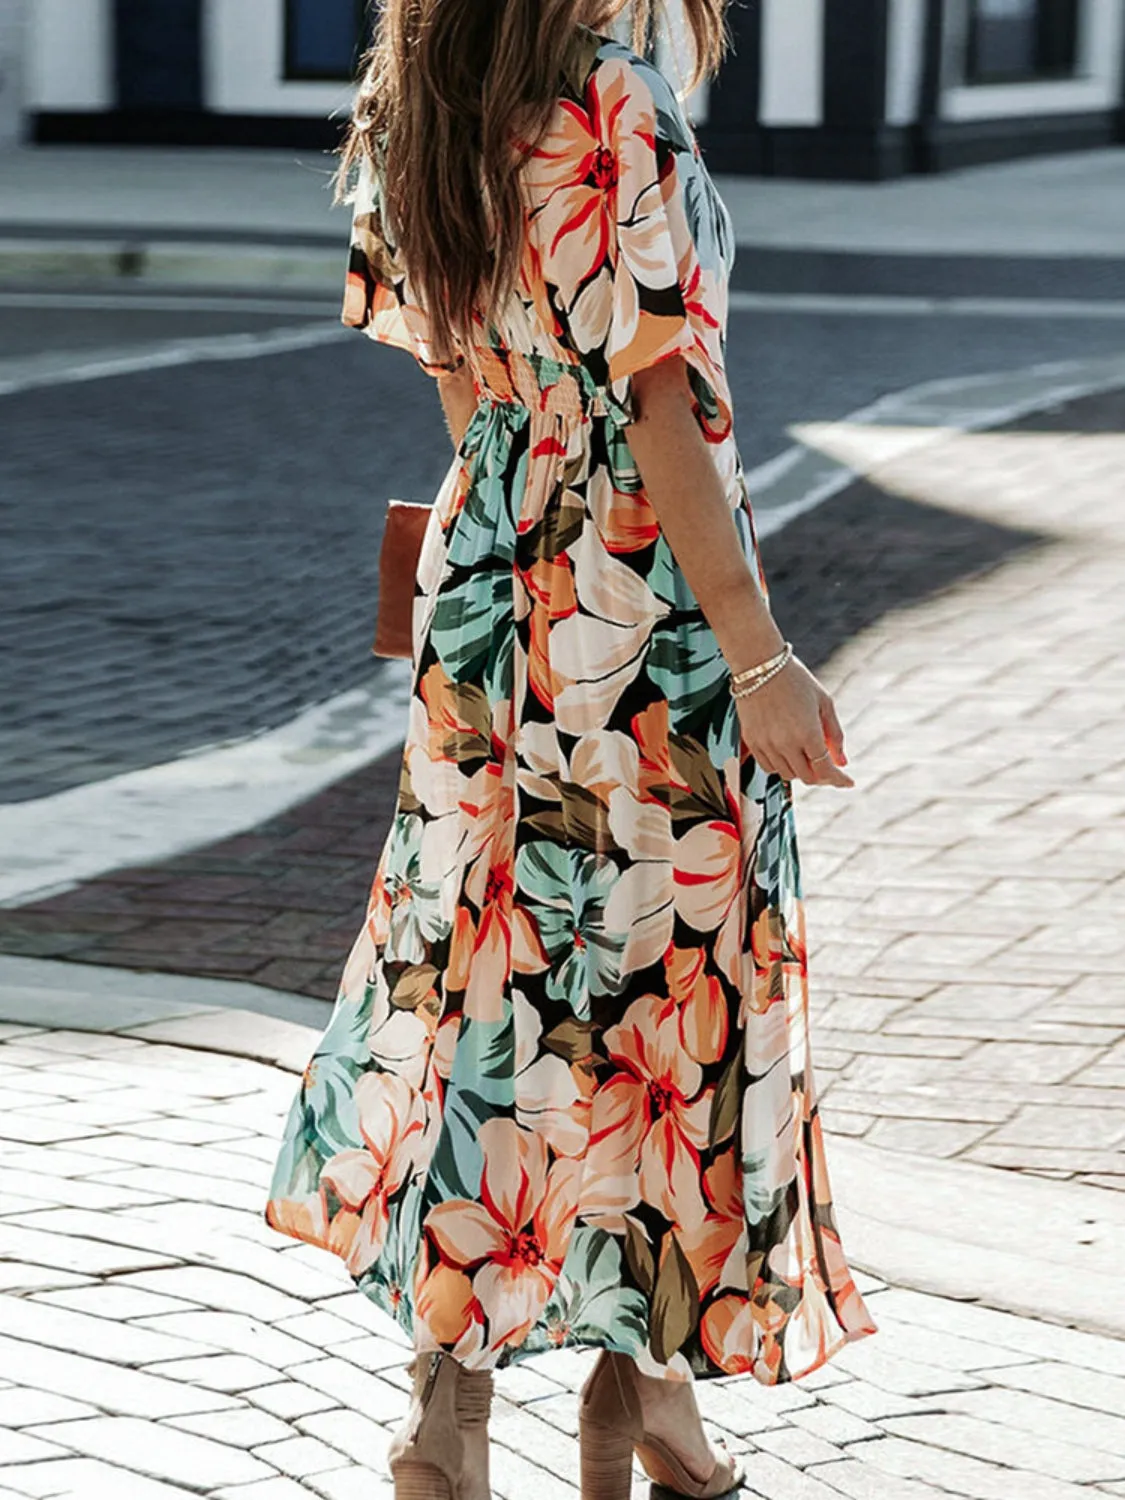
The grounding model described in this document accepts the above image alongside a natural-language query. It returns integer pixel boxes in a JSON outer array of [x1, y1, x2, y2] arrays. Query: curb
[[0, 236, 343, 293], [2, 954, 1122, 1344]]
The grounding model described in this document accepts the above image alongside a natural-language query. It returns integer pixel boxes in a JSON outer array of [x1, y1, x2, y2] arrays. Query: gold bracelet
[[730, 641, 791, 686], [730, 641, 792, 689], [731, 647, 793, 700]]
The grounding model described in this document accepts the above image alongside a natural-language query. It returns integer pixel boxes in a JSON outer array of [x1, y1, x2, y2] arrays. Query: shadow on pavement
[[0, 441, 1050, 1003]]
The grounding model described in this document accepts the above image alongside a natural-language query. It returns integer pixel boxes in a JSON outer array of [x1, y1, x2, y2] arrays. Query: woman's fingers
[[809, 756, 855, 788], [818, 692, 848, 766]]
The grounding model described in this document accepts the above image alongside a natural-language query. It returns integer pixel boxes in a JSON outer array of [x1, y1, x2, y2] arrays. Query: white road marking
[[0, 289, 339, 316], [0, 321, 348, 398], [3, 355, 1125, 905], [0, 669, 413, 907], [3, 286, 1124, 322], [748, 351, 1125, 536], [728, 290, 1125, 320]]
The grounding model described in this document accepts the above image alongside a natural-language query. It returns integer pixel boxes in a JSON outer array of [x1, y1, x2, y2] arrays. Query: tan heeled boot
[[578, 1351, 743, 1500], [388, 1352, 494, 1500]]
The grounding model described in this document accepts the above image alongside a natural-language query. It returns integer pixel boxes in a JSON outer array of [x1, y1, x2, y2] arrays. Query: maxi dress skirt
[[266, 30, 878, 1385]]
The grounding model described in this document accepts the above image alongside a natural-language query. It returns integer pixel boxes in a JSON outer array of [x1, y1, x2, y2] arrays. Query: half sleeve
[[597, 57, 732, 440], [341, 150, 465, 377]]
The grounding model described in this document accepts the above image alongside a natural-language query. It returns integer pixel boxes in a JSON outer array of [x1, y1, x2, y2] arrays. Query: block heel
[[578, 1352, 743, 1500], [393, 1460, 454, 1500], [387, 1354, 493, 1500], [579, 1414, 636, 1500]]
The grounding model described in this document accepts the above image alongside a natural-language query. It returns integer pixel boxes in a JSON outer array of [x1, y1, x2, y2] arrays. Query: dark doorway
[[115, 0, 203, 111]]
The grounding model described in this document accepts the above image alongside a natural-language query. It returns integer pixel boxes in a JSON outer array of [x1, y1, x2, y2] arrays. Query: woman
[[267, 2, 877, 1496]]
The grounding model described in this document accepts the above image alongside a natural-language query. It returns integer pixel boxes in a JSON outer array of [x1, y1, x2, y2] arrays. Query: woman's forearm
[[625, 358, 784, 673]]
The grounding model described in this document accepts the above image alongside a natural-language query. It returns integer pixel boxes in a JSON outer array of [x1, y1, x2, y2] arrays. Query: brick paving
[[0, 419, 1042, 997], [10, 291, 1125, 807], [2, 1021, 1125, 1500], [793, 389, 1125, 1195], [0, 389, 1122, 1196]]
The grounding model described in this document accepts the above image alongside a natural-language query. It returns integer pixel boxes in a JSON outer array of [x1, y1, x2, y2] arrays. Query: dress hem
[[263, 1202, 878, 1387]]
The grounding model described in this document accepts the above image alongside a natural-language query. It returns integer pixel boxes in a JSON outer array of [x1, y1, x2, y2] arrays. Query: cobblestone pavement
[[2, 1019, 1124, 1500], [8, 295, 1125, 802], [793, 388, 1125, 1195], [0, 403, 1043, 994], [2, 389, 1122, 1195]]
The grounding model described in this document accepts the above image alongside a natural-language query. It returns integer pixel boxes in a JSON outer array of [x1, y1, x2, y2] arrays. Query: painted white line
[[0, 666, 413, 907], [0, 322, 348, 398], [3, 352, 1125, 906], [0, 289, 339, 316], [728, 290, 1125, 320], [753, 352, 1125, 538], [4, 287, 1124, 322]]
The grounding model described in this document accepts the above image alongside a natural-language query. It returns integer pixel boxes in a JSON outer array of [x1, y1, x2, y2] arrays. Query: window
[[285, 0, 366, 81], [966, 0, 1080, 82]]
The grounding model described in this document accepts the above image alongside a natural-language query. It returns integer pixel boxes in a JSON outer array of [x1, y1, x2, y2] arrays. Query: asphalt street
[[5, 286, 1125, 804]]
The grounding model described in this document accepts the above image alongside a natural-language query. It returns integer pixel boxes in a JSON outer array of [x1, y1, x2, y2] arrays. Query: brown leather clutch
[[372, 499, 431, 659]]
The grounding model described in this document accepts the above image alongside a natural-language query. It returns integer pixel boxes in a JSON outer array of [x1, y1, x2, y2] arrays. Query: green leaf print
[[623, 1217, 656, 1297], [445, 431, 518, 571], [605, 418, 644, 496], [668, 734, 729, 819], [524, 495, 586, 562], [424, 1085, 492, 1204], [430, 566, 512, 688], [709, 1054, 741, 1148], [650, 1231, 700, 1365], [543, 1017, 597, 1064], [455, 1016, 517, 1110], [357, 1180, 422, 1339], [267, 1119, 322, 1205], [648, 616, 731, 722], [743, 1146, 787, 1228], [390, 965, 439, 1011], [546, 1228, 648, 1356]]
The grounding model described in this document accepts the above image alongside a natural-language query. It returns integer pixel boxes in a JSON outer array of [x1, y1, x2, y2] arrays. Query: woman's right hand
[[734, 655, 855, 788]]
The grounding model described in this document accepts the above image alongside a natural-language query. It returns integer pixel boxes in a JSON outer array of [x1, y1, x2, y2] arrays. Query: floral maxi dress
[[267, 30, 878, 1385]]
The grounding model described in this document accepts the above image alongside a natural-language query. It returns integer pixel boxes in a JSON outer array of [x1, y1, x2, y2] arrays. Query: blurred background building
[[7, 0, 1125, 175]]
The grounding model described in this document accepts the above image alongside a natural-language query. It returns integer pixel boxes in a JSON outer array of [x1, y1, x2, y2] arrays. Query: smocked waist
[[468, 347, 619, 425]]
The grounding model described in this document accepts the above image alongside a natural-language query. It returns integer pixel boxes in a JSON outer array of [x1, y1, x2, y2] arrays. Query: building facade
[[20, 0, 1125, 178]]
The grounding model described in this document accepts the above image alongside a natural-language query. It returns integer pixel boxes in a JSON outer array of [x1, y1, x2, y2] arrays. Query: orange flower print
[[523, 93, 619, 309], [415, 1257, 479, 1349], [700, 1295, 756, 1377], [265, 1193, 328, 1248], [319, 1073, 425, 1277], [266, 38, 879, 1388], [666, 945, 729, 1067], [586, 995, 712, 1231], [677, 1148, 745, 1297], [459, 762, 517, 1024], [424, 1118, 581, 1351], [674, 816, 741, 934], [747, 905, 807, 1019]]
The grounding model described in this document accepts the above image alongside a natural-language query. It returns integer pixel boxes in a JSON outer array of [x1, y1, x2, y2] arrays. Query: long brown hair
[[339, 1, 728, 364]]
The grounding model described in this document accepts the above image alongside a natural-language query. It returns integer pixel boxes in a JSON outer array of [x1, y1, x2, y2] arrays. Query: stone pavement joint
[[791, 388, 1125, 1199], [2, 1025, 1125, 1498], [2, 390, 1121, 1195]]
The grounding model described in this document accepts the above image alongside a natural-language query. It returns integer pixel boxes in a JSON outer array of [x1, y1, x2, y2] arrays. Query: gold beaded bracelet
[[731, 657, 791, 699], [730, 641, 793, 696]]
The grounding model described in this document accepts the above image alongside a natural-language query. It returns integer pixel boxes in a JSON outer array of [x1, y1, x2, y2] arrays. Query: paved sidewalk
[[2, 996, 1125, 1500], [2, 144, 1124, 255], [2, 146, 1125, 294], [794, 389, 1125, 1195], [2, 386, 1122, 1198]]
